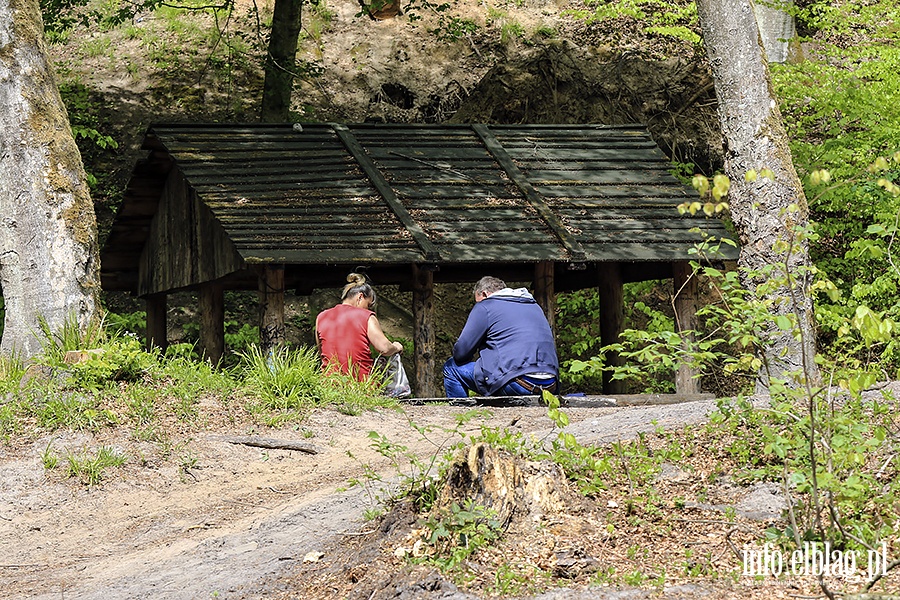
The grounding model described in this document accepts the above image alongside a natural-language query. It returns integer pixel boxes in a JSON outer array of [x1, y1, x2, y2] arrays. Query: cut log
[[413, 393, 714, 408]]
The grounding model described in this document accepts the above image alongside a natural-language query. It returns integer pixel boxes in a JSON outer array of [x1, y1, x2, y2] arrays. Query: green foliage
[[0, 354, 26, 395], [43, 0, 165, 37], [711, 390, 898, 554], [69, 339, 157, 391], [416, 500, 503, 570], [574, 208, 900, 594], [157, 354, 236, 421], [556, 288, 604, 390], [345, 409, 490, 511], [34, 393, 119, 431], [34, 315, 156, 392], [402, 0, 481, 41], [302, 0, 336, 49], [104, 311, 146, 338], [568, 0, 700, 46], [236, 344, 322, 410], [224, 321, 259, 356], [42, 442, 127, 486], [799, 156, 900, 377], [535, 393, 679, 500], [558, 282, 681, 393], [772, 2, 900, 376], [53, 445, 128, 486], [490, 563, 549, 596], [57, 82, 119, 190], [790, 0, 900, 37], [41, 444, 59, 470], [36, 313, 105, 364], [236, 344, 394, 422]]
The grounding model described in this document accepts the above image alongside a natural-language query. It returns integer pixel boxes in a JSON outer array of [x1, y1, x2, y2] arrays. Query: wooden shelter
[[101, 123, 738, 396]]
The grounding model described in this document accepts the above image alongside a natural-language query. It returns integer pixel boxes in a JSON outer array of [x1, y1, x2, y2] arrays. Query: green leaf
[[775, 315, 793, 330]]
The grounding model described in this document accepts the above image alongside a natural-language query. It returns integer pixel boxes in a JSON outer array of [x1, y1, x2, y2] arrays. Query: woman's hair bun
[[346, 272, 366, 285]]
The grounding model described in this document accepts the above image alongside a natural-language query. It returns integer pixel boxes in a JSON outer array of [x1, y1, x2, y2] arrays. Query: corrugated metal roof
[[101, 122, 737, 292]]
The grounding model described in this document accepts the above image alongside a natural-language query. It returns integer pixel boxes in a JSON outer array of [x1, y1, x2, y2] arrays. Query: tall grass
[[36, 314, 105, 364], [1, 315, 395, 449], [236, 344, 396, 424]]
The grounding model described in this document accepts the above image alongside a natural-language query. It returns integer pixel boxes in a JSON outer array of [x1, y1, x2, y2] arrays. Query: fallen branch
[[863, 558, 900, 594], [214, 435, 321, 455]]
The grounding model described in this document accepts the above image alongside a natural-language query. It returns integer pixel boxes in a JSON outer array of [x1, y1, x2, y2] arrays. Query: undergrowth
[[0, 318, 396, 486]]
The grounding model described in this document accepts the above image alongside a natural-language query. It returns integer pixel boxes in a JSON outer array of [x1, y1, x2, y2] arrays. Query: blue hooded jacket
[[452, 287, 559, 395]]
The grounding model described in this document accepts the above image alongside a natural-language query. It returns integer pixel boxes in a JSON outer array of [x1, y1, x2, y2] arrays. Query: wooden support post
[[673, 261, 700, 394], [533, 261, 556, 337], [412, 265, 436, 398], [258, 264, 285, 353], [145, 293, 167, 352], [597, 262, 626, 394], [200, 282, 224, 365]]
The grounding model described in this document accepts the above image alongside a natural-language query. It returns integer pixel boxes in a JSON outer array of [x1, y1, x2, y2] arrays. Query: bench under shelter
[[100, 123, 739, 397]]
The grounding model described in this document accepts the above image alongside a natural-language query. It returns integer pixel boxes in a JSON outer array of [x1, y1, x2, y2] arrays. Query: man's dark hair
[[473, 276, 505, 296]]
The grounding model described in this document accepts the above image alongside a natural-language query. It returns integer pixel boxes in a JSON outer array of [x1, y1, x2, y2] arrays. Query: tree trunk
[[697, 0, 819, 389], [260, 0, 302, 123], [754, 0, 796, 64], [0, 0, 100, 358]]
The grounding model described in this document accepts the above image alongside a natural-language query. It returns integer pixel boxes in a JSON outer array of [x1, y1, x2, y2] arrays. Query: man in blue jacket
[[443, 276, 559, 398]]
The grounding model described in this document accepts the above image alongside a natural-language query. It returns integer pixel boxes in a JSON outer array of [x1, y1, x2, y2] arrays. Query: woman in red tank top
[[315, 273, 403, 380]]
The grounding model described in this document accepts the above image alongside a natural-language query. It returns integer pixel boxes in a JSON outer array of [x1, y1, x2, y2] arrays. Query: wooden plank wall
[[138, 169, 246, 297]]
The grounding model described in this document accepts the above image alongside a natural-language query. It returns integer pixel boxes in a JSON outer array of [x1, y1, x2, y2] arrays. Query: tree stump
[[434, 443, 573, 528]]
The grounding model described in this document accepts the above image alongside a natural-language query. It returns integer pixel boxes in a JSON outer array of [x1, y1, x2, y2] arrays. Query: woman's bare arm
[[367, 315, 402, 356]]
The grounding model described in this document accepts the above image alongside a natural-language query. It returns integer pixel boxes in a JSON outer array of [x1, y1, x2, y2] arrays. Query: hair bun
[[347, 273, 366, 285]]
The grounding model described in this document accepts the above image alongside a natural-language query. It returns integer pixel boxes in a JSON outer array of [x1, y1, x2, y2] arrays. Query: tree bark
[[754, 0, 796, 64], [260, 0, 302, 122], [0, 0, 100, 358], [697, 0, 819, 388]]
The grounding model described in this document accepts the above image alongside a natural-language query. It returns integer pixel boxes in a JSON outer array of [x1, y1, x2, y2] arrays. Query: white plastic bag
[[374, 354, 412, 399]]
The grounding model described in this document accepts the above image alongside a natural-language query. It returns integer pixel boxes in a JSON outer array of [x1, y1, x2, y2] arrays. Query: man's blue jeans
[[442, 358, 534, 398]]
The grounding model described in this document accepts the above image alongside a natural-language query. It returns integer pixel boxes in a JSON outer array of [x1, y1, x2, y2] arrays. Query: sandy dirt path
[[1, 400, 719, 599]]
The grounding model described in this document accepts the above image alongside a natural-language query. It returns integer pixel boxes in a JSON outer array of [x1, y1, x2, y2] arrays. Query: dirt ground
[[5, 385, 900, 599], [0, 398, 718, 599]]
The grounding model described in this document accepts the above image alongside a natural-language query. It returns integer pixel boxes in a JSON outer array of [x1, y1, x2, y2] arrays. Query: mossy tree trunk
[[697, 0, 819, 389], [260, 0, 302, 123], [0, 0, 100, 358]]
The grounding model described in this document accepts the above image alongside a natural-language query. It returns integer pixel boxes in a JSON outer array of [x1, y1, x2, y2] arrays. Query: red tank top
[[316, 303, 375, 380]]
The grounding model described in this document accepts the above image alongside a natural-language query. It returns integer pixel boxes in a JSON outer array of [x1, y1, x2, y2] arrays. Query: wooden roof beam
[[472, 124, 587, 264], [332, 124, 441, 262]]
